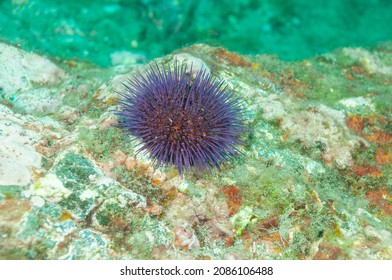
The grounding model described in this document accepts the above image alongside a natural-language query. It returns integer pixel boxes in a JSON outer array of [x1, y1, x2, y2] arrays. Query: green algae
[[59, 193, 93, 219], [250, 45, 392, 117], [51, 153, 97, 218], [0, 185, 23, 201], [219, 150, 388, 258], [17, 208, 43, 241], [96, 202, 124, 227], [63, 229, 110, 260], [39, 203, 63, 220], [112, 165, 151, 190], [230, 206, 258, 236], [0, 248, 30, 260], [54, 153, 97, 188], [79, 127, 133, 161]]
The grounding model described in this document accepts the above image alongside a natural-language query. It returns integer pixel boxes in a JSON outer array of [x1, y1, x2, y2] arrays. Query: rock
[[172, 53, 211, 77], [1, 42, 391, 260], [173, 226, 200, 250], [281, 105, 361, 169], [0, 42, 66, 94], [0, 105, 42, 186]]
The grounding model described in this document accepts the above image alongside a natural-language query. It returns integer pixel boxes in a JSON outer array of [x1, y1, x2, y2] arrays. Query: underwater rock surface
[[0, 42, 391, 260]]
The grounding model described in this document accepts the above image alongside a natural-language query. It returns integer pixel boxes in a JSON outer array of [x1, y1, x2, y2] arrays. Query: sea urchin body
[[115, 62, 244, 173]]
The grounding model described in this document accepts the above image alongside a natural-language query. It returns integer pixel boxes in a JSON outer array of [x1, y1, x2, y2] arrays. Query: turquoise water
[[1, 0, 391, 66]]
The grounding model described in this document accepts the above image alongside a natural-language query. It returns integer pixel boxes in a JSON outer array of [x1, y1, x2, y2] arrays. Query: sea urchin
[[115, 62, 245, 173]]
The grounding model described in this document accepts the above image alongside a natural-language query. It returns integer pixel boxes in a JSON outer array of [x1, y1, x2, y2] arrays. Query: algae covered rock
[[0, 42, 391, 260]]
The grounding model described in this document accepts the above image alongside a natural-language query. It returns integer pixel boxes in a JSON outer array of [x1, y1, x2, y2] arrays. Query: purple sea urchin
[[115, 62, 244, 173]]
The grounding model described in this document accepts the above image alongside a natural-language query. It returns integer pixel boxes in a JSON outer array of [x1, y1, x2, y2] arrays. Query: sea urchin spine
[[115, 62, 245, 174]]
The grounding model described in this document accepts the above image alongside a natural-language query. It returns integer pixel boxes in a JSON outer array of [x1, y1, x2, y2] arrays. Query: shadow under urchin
[[115, 62, 245, 174]]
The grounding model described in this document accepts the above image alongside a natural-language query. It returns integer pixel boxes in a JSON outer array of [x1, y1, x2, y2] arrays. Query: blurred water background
[[0, 0, 391, 66]]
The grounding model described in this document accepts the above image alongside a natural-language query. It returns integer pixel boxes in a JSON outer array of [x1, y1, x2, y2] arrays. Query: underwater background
[[0, 0, 391, 260], [1, 0, 391, 66]]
